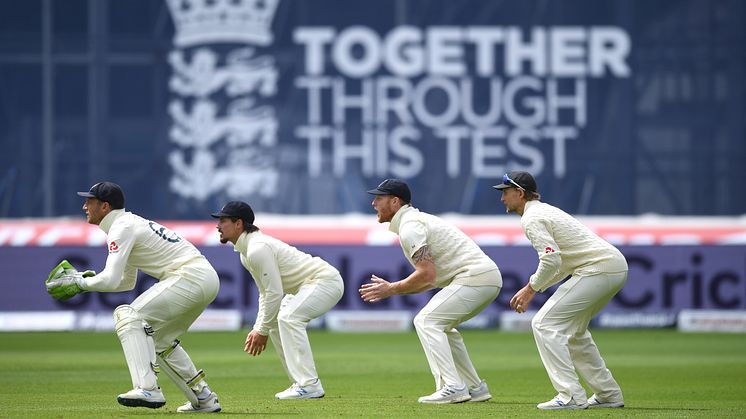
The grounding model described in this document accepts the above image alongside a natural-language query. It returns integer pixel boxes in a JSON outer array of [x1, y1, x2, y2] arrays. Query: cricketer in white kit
[[211, 201, 344, 400], [45, 182, 221, 413], [360, 179, 502, 404], [496, 171, 627, 410]]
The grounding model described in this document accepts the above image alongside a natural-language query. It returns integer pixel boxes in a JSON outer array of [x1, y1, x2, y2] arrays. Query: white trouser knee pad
[[113, 305, 158, 390]]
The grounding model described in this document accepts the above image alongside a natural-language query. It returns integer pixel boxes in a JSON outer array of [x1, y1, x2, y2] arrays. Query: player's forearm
[[391, 269, 435, 295], [80, 270, 132, 292], [530, 255, 563, 292], [80, 252, 135, 292], [253, 292, 282, 335]]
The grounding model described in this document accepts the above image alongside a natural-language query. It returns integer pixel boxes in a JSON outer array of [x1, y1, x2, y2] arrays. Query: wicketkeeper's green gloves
[[45, 260, 95, 301]]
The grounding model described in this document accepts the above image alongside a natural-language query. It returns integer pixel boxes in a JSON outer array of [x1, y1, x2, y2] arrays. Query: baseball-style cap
[[493, 171, 538, 193], [367, 179, 412, 203], [77, 182, 125, 209], [211, 201, 255, 225]]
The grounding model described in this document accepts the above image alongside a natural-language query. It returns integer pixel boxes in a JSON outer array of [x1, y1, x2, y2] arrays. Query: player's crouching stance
[[361, 179, 502, 404], [496, 172, 626, 410], [45, 182, 222, 413], [211, 201, 344, 400]]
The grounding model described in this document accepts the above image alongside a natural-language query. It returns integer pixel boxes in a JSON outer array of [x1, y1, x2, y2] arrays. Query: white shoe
[[275, 380, 325, 399], [536, 395, 588, 410], [418, 384, 471, 404], [468, 380, 492, 402], [588, 394, 624, 408], [116, 387, 166, 409], [176, 391, 222, 413]]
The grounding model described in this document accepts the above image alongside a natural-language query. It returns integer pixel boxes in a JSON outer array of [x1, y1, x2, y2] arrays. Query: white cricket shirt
[[234, 231, 340, 335], [81, 209, 206, 292], [521, 200, 628, 292], [389, 205, 501, 288]]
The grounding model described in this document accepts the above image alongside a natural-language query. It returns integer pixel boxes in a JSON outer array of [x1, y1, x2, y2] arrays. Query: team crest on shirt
[[109, 241, 120, 253], [545, 247, 555, 253]]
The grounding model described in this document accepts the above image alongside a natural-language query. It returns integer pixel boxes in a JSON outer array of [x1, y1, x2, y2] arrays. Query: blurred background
[[1, 0, 745, 332]]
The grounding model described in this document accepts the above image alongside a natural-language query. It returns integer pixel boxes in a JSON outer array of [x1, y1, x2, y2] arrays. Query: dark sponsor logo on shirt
[[148, 222, 182, 243]]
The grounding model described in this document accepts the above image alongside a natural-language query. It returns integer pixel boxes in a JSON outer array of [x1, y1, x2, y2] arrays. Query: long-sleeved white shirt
[[390, 205, 502, 288], [80, 209, 206, 292], [521, 200, 628, 292], [233, 231, 340, 335]]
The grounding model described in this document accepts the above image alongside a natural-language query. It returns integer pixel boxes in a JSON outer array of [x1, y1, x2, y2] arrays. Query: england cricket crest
[[165, 0, 280, 203]]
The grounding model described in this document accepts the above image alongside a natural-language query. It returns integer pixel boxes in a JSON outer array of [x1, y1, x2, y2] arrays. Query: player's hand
[[244, 330, 268, 356], [510, 283, 536, 313], [46, 276, 84, 301], [359, 275, 393, 303], [45, 260, 86, 301]]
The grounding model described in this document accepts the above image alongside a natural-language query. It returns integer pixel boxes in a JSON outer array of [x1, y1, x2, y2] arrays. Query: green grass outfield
[[1, 330, 745, 418]]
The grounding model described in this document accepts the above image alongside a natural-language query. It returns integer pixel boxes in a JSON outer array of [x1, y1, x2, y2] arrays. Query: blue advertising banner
[[3, 245, 745, 314], [0, 0, 744, 218]]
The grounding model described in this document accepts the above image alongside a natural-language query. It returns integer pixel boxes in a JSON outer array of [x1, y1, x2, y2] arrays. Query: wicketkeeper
[[46, 182, 222, 413]]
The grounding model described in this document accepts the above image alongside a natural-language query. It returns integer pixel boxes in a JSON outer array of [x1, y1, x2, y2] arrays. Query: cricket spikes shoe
[[274, 383, 298, 399], [536, 395, 588, 410], [588, 394, 625, 408], [176, 391, 221, 413], [418, 384, 471, 404], [116, 387, 166, 409], [275, 380, 325, 399], [468, 380, 492, 402]]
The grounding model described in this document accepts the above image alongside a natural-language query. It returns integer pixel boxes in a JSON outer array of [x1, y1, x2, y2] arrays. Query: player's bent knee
[[277, 313, 304, 328], [413, 312, 433, 331], [531, 315, 565, 341], [531, 314, 545, 333], [114, 304, 143, 333], [277, 307, 306, 325]]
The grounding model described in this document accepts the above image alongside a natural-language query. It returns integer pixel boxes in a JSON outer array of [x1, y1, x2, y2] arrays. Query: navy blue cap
[[367, 179, 411, 203], [211, 201, 255, 225], [77, 182, 125, 209], [493, 171, 538, 193]]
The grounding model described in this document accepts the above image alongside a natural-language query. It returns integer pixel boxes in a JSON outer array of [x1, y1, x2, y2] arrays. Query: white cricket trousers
[[130, 258, 220, 351], [531, 271, 627, 404], [414, 283, 500, 390], [268, 271, 344, 387]]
